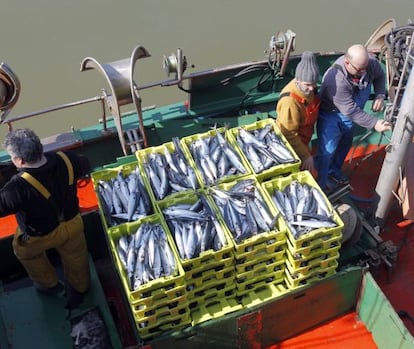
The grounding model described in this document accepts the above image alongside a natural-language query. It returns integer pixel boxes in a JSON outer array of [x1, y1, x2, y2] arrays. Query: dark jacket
[[0, 150, 90, 235], [319, 55, 385, 129]]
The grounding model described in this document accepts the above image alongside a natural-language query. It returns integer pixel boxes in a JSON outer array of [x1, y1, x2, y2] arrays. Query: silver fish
[[290, 219, 337, 228], [163, 194, 227, 260], [271, 180, 337, 239]]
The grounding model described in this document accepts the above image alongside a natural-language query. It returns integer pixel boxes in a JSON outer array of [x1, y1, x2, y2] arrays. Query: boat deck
[[343, 145, 414, 336], [373, 207, 414, 336], [0, 257, 122, 349]]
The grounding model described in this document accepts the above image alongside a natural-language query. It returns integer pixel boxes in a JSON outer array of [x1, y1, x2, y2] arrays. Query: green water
[[0, 0, 412, 140]]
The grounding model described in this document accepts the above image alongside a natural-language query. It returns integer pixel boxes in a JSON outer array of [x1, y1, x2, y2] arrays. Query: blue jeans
[[315, 112, 353, 189], [315, 85, 371, 190]]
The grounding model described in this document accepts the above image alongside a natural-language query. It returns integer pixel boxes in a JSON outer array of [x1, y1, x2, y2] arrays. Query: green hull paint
[[360, 273, 414, 349], [0, 53, 388, 167], [0, 256, 122, 349]]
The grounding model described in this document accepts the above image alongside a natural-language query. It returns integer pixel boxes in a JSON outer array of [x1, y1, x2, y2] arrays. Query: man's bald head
[[345, 44, 369, 76]]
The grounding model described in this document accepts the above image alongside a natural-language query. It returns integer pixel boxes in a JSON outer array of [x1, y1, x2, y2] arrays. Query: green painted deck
[[0, 257, 122, 349]]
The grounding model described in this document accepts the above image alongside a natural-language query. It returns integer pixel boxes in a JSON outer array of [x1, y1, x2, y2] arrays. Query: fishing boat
[[0, 18, 414, 349]]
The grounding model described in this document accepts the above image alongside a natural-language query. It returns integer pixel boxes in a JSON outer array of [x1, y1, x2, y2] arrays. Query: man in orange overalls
[[276, 51, 320, 174]]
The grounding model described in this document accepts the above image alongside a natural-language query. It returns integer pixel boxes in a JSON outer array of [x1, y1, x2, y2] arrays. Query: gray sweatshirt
[[319, 55, 386, 129]]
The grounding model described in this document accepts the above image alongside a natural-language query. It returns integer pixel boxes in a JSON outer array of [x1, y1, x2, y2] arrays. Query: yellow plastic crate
[[186, 264, 235, 291], [286, 244, 341, 269], [91, 160, 155, 231], [135, 141, 202, 201], [286, 231, 342, 258], [285, 223, 343, 251], [191, 296, 242, 326], [284, 263, 337, 289], [133, 298, 189, 326], [134, 305, 192, 340], [236, 258, 285, 285], [172, 239, 235, 273], [189, 284, 237, 312], [236, 274, 285, 297], [132, 291, 188, 318], [235, 248, 285, 274], [108, 215, 186, 306], [285, 252, 339, 276], [234, 230, 286, 261], [182, 253, 235, 280], [184, 260, 236, 316], [261, 170, 344, 244], [157, 190, 235, 278], [238, 282, 289, 308], [209, 176, 287, 246], [181, 127, 251, 186], [228, 118, 301, 181]]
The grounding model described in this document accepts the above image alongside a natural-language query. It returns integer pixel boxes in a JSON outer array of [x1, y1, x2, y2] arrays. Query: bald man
[[314, 44, 391, 191]]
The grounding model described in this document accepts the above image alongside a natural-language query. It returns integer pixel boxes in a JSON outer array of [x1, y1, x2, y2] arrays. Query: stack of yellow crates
[[90, 115, 344, 340], [261, 171, 344, 290], [157, 190, 241, 326], [208, 176, 288, 301]]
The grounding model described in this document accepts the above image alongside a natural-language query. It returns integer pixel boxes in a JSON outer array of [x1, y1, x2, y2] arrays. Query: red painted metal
[[237, 311, 263, 349], [272, 312, 377, 349]]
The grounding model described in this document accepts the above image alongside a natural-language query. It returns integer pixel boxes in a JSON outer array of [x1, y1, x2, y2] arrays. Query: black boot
[[64, 282, 85, 310], [33, 280, 65, 295]]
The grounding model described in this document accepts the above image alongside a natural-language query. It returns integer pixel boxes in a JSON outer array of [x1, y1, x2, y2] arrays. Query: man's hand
[[18, 232, 30, 243], [372, 95, 385, 112], [300, 156, 314, 172], [374, 119, 392, 132]]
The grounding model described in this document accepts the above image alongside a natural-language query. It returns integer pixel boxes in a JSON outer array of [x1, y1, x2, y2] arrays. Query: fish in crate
[[93, 163, 153, 227], [138, 140, 200, 201]]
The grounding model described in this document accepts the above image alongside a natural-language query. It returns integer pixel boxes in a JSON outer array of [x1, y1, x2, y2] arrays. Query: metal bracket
[[80, 46, 151, 155], [0, 62, 21, 123]]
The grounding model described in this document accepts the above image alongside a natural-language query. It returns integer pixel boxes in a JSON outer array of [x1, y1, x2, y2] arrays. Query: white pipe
[[374, 67, 414, 226]]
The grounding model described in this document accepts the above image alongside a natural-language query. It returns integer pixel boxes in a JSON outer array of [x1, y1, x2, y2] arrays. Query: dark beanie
[[295, 51, 319, 83]]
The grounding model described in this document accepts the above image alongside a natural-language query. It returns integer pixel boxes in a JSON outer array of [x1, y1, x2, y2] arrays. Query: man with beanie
[[314, 44, 391, 191], [276, 51, 320, 173]]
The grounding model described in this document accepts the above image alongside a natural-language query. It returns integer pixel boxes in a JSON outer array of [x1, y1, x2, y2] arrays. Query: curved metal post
[[0, 62, 21, 123], [130, 46, 149, 150], [80, 46, 151, 155]]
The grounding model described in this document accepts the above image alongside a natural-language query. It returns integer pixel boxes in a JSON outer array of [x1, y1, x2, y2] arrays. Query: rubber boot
[[64, 281, 84, 310]]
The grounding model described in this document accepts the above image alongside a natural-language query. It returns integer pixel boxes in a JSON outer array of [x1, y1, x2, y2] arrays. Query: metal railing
[[2, 92, 107, 132]]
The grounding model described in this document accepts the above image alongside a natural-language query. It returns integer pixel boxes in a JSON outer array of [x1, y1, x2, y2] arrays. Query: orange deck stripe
[[0, 178, 98, 239], [270, 312, 377, 349]]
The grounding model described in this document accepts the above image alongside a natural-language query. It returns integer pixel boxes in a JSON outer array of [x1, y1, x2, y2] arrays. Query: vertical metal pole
[[374, 68, 414, 226]]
